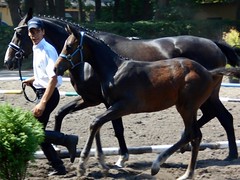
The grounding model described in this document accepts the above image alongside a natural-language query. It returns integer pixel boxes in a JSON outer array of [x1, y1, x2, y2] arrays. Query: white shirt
[[32, 38, 62, 88]]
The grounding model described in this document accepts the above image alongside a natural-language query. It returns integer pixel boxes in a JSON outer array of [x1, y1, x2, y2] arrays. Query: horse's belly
[[136, 90, 178, 112]]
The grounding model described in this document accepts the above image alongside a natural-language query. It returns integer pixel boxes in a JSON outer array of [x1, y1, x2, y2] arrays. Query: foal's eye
[[66, 44, 72, 51]]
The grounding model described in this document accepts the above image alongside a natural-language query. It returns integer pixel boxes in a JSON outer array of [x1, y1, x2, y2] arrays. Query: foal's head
[[54, 25, 91, 76]]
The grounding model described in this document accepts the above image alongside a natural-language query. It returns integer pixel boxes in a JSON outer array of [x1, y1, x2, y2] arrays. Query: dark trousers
[[36, 88, 64, 169]]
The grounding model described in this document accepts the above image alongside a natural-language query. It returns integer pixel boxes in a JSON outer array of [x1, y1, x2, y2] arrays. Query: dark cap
[[27, 17, 44, 30]]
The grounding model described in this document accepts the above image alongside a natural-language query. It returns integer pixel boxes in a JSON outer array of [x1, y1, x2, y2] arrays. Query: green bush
[[0, 103, 44, 180], [222, 28, 240, 47]]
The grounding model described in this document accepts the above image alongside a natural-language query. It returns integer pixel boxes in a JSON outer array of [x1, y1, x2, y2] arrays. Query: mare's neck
[[42, 19, 68, 54], [95, 32, 130, 46]]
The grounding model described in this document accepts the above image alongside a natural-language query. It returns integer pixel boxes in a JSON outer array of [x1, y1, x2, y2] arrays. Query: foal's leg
[[78, 104, 127, 176], [152, 110, 201, 180], [94, 130, 109, 171], [178, 123, 202, 180]]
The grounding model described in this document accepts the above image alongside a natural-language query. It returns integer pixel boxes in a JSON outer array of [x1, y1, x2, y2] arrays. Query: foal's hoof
[[77, 167, 86, 176], [115, 153, 129, 168], [78, 161, 86, 176], [151, 161, 160, 176]]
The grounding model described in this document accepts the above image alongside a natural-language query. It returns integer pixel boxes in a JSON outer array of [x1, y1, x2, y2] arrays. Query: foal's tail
[[214, 41, 240, 67], [210, 67, 240, 78]]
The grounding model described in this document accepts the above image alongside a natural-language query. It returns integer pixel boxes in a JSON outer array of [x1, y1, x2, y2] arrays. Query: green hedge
[[84, 19, 240, 39], [0, 26, 14, 69]]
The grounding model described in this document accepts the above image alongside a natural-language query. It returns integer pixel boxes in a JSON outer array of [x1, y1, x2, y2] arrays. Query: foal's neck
[[85, 34, 123, 81]]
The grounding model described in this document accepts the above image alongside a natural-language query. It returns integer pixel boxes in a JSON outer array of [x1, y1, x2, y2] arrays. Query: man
[[23, 17, 78, 176]]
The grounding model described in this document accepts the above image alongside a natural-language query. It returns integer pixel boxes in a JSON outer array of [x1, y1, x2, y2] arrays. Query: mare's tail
[[210, 67, 240, 78], [214, 41, 240, 67]]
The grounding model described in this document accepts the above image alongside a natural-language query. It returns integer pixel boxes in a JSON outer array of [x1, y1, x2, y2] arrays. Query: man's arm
[[32, 75, 58, 117]]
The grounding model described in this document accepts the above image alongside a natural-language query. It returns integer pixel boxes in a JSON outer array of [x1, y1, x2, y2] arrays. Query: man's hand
[[32, 102, 46, 117], [22, 77, 35, 86]]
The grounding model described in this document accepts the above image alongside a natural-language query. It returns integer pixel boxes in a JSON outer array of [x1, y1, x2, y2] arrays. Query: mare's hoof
[[224, 154, 238, 161], [180, 144, 191, 154], [115, 153, 129, 167], [102, 168, 109, 177]]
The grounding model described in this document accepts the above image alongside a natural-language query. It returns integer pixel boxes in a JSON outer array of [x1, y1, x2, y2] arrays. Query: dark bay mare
[[54, 27, 240, 179], [4, 9, 240, 164]]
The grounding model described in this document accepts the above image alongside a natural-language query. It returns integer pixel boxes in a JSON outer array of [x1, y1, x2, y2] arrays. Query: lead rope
[[16, 51, 37, 103]]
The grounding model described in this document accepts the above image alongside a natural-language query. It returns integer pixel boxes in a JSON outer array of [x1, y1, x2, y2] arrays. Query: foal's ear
[[65, 24, 72, 35], [65, 24, 79, 39]]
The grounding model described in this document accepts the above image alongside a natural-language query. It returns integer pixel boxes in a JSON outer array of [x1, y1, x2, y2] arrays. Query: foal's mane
[[84, 31, 130, 61]]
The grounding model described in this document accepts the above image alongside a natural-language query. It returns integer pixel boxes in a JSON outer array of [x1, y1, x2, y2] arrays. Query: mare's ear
[[23, 8, 33, 23], [18, 7, 23, 18]]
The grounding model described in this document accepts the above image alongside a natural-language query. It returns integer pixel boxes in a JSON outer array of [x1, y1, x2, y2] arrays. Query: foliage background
[[1, 0, 240, 69]]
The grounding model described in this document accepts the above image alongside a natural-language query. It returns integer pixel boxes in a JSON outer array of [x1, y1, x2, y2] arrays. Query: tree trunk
[[95, 0, 101, 20], [78, 0, 85, 22], [154, 0, 169, 20], [6, 0, 21, 26], [113, 0, 120, 21], [142, 0, 153, 20], [124, 0, 131, 21], [47, 0, 56, 15], [22, 0, 34, 14], [34, 0, 47, 15], [236, 1, 240, 21], [55, 0, 65, 18]]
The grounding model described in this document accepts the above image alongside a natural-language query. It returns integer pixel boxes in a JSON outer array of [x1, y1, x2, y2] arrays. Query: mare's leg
[[210, 98, 237, 160], [198, 97, 238, 160], [111, 118, 129, 167], [54, 96, 109, 167], [78, 104, 127, 176], [54, 96, 98, 132]]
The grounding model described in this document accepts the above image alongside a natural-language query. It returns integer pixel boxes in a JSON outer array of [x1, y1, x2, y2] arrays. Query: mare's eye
[[16, 32, 21, 38]]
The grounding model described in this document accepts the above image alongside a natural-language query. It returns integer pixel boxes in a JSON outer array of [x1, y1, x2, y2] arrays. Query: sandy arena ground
[[1, 75, 240, 179]]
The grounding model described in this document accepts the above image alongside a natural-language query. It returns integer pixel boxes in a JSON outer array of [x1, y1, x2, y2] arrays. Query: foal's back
[[110, 58, 218, 113]]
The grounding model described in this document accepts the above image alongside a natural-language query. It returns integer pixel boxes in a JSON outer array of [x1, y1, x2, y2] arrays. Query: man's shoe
[[48, 165, 67, 176], [65, 135, 79, 163]]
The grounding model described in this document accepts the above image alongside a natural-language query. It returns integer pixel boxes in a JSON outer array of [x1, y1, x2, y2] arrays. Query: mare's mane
[[29, 15, 130, 60]]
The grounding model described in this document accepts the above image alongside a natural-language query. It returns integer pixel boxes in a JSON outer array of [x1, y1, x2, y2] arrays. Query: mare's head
[[54, 25, 91, 76], [4, 8, 70, 70], [4, 8, 33, 70]]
